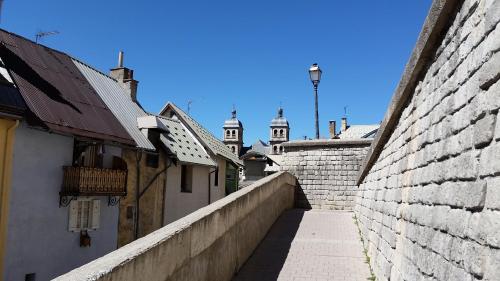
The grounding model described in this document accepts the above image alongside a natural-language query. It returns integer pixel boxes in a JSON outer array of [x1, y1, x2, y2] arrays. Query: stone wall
[[355, 0, 500, 280], [281, 139, 371, 210], [53, 172, 296, 281], [118, 149, 167, 247]]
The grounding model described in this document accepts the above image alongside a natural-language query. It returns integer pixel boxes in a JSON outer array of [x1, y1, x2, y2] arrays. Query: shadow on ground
[[232, 209, 305, 281]]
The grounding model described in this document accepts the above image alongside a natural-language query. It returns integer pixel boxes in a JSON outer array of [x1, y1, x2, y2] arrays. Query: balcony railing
[[61, 166, 127, 196]]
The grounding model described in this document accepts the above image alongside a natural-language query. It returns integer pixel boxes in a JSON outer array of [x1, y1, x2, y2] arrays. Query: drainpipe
[[134, 150, 142, 240]]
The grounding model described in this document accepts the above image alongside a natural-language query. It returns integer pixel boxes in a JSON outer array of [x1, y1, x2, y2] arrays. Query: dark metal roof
[[0, 29, 135, 145]]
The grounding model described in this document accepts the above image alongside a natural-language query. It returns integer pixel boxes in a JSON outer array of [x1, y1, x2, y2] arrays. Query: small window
[[279, 129, 284, 137], [273, 129, 277, 137], [214, 168, 219, 186], [273, 146, 278, 153], [68, 199, 100, 232], [226, 130, 230, 136], [181, 165, 193, 192], [231, 130, 235, 137], [280, 146, 284, 153], [231, 146, 235, 153]]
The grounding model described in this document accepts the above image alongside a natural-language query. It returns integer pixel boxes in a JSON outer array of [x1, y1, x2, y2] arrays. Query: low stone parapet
[[54, 171, 297, 281]]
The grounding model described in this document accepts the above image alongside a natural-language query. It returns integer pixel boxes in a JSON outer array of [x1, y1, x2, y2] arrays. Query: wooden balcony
[[61, 166, 127, 196]]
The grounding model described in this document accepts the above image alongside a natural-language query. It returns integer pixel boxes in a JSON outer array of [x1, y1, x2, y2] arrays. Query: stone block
[[485, 176, 500, 210], [473, 113, 496, 148], [446, 209, 471, 238], [479, 141, 500, 177]]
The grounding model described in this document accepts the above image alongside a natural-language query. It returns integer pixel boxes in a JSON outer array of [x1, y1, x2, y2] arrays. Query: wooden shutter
[[68, 200, 79, 232], [91, 199, 100, 230]]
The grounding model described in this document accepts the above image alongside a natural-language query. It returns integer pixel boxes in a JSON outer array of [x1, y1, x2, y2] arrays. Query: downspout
[[160, 155, 169, 226], [134, 150, 142, 240]]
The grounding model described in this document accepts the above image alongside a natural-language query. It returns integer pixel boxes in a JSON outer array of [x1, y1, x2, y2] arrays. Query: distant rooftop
[[338, 124, 379, 139]]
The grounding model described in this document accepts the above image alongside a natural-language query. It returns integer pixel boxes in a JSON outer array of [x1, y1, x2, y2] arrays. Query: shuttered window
[[68, 199, 100, 232]]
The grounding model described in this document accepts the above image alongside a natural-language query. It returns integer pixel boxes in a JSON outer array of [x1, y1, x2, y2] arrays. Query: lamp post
[[309, 63, 322, 139]]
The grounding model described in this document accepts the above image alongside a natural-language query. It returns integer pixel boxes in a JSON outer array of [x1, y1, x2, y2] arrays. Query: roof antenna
[[187, 100, 193, 114], [343, 106, 348, 118], [35, 30, 59, 43]]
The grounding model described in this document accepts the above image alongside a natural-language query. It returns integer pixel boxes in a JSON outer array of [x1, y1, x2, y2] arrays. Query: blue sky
[[2, 0, 431, 144]]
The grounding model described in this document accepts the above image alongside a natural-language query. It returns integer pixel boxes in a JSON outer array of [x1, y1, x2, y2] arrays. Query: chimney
[[341, 117, 348, 132], [329, 120, 336, 139], [110, 51, 139, 102]]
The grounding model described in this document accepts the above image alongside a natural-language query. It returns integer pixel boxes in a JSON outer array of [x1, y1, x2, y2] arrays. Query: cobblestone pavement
[[233, 209, 372, 281]]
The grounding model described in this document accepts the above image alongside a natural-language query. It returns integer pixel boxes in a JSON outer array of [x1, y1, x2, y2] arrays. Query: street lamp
[[309, 63, 322, 139]]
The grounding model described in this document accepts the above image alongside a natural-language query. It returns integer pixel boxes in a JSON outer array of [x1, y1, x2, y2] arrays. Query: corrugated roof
[[157, 116, 215, 167], [338, 124, 380, 139], [160, 102, 243, 166], [0, 29, 134, 145], [73, 59, 155, 150]]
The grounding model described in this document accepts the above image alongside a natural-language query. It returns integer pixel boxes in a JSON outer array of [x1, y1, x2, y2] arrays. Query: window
[[231, 146, 235, 153], [25, 273, 36, 281], [279, 129, 284, 137], [273, 129, 277, 137], [214, 168, 219, 186], [181, 165, 193, 192], [226, 130, 230, 137], [146, 130, 161, 168], [280, 146, 284, 153], [231, 130, 236, 137], [68, 199, 100, 232], [273, 146, 278, 153]]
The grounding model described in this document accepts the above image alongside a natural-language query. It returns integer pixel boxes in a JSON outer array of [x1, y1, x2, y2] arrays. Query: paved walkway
[[233, 209, 372, 281]]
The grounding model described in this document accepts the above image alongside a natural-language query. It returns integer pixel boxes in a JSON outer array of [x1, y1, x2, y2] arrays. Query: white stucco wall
[[3, 124, 121, 281], [210, 157, 226, 203], [164, 163, 212, 224]]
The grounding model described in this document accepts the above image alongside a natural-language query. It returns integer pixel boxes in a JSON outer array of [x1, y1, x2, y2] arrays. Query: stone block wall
[[281, 139, 371, 210], [355, 0, 500, 280]]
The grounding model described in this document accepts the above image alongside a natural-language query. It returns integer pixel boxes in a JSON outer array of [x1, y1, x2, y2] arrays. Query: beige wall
[[164, 163, 211, 224], [209, 157, 227, 203], [53, 172, 296, 281]]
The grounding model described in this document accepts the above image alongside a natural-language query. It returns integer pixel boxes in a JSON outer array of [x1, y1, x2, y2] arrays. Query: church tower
[[223, 109, 243, 156], [269, 107, 289, 154]]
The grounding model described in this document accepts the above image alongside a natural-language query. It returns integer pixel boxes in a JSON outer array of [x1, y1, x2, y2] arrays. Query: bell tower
[[269, 107, 289, 154], [223, 109, 243, 156]]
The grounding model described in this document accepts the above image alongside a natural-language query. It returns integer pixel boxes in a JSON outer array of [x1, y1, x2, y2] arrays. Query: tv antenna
[[35, 30, 59, 43], [343, 106, 348, 117], [187, 100, 193, 114]]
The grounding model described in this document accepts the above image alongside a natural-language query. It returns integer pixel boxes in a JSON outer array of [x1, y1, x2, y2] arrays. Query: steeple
[[269, 107, 289, 155], [223, 108, 243, 156]]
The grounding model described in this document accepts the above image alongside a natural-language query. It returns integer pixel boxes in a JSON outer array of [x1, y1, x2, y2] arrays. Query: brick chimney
[[329, 120, 336, 139], [109, 51, 138, 102], [341, 117, 348, 132]]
